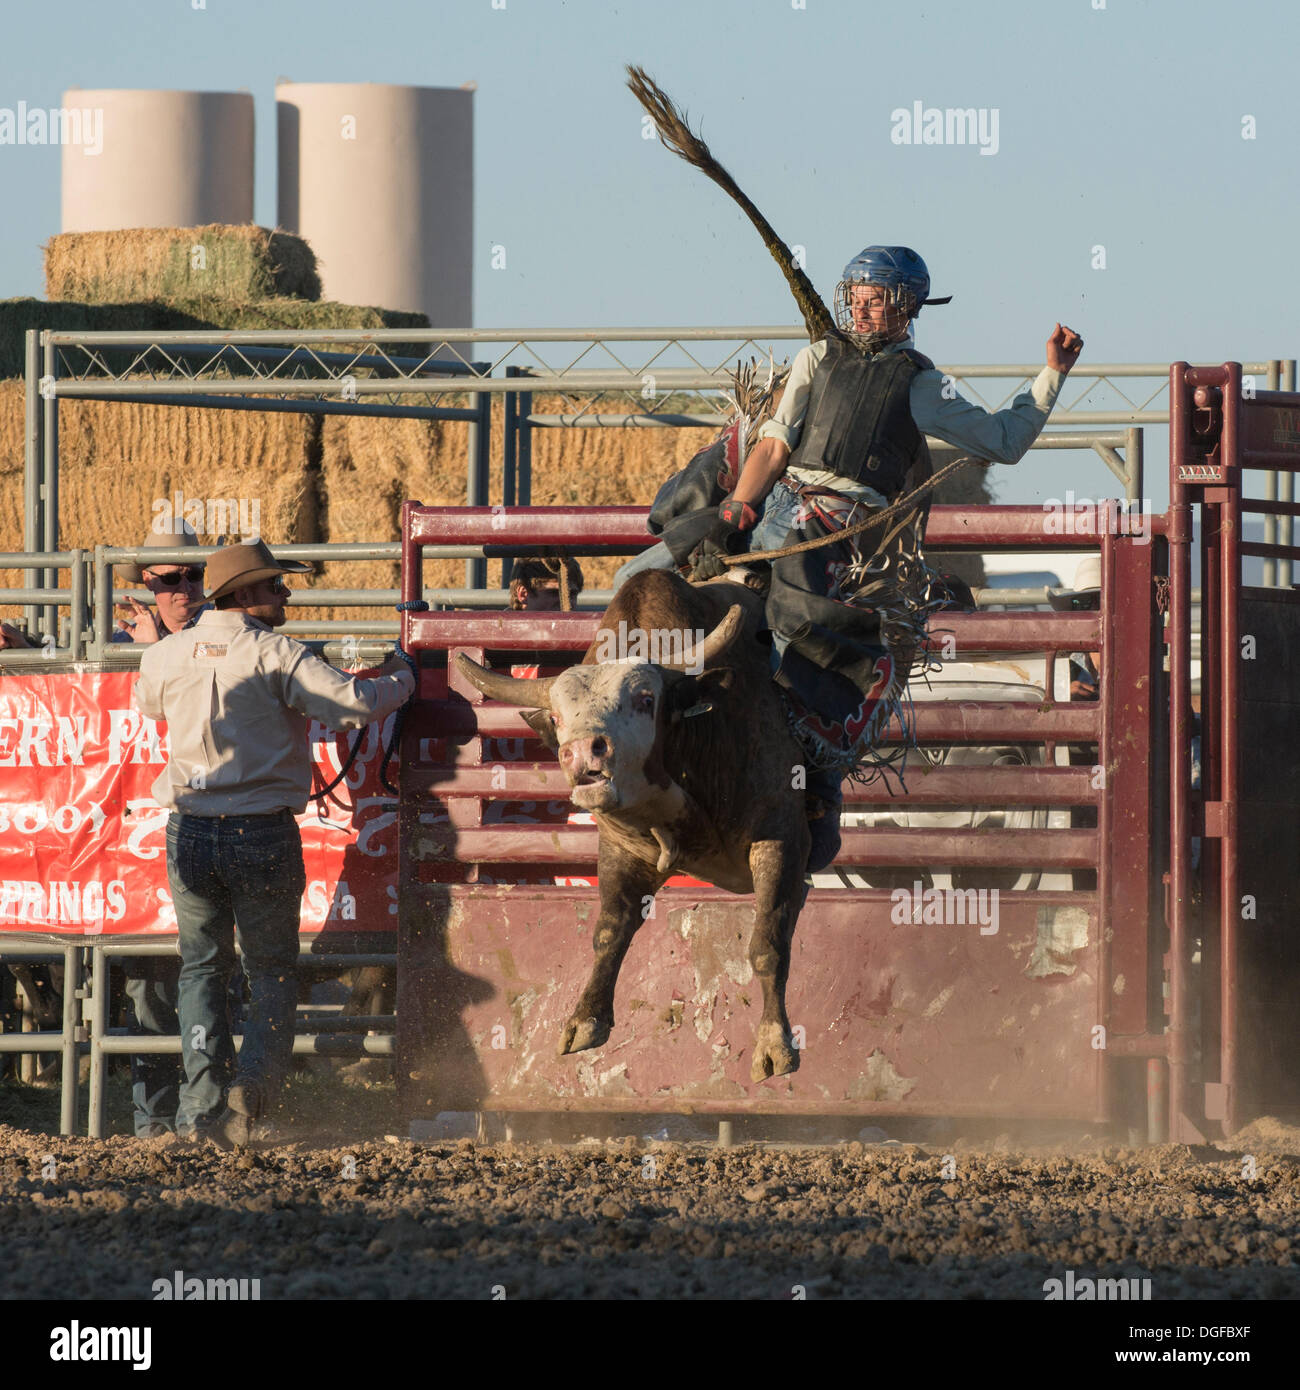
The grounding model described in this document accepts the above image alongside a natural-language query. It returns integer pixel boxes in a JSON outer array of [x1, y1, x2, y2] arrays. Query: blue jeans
[[752, 484, 844, 808], [615, 484, 797, 593], [167, 811, 304, 1133], [748, 480, 800, 557], [125, 959, 247, 1134], [750, 482, 802, 668], [612, 541, 677, 591], [124, 959, 180, 1136]]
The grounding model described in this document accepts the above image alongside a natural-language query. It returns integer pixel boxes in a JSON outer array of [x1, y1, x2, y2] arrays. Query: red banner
[[0, 671, 410, 937]]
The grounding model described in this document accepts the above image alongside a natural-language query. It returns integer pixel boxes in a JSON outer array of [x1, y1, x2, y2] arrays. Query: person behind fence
[[1049, 555, 1102, 700], [133, 539, 416, 1148], [114, 520, 215, 1135], [691, 246, 1083, 871], [508, 556, 584, 612], [0, 520, 209, 655], [113, 519, 211, 644]]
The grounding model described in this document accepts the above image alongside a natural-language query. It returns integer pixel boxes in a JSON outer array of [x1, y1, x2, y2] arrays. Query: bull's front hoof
[[558, 1014, 612, 1057], [750, 1022, 799, 1082]]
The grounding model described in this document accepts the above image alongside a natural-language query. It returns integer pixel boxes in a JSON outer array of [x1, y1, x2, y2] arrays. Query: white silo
[[61, 89, 254, 232], [277, 82, 472, 325]]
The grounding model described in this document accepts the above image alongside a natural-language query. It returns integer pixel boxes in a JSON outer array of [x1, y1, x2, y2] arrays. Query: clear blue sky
[[1, 0, 1296, 510]]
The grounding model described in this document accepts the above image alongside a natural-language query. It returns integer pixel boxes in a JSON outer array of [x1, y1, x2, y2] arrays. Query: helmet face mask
[[833, 280, 916, 348], [833, 245, 946, 349]]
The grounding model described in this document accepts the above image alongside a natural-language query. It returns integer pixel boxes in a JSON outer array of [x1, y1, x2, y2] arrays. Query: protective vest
[[788, 337, 933, 498]]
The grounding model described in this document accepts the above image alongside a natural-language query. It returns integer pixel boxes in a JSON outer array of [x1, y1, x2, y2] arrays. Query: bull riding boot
[[805, 768, 843, 874]]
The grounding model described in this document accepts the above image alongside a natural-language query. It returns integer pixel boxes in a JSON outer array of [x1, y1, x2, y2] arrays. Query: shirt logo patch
[[193, 643, 228, 659]]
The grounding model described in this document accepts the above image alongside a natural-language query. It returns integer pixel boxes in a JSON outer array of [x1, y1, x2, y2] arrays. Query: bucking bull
[[456, 569, 810, 1082]]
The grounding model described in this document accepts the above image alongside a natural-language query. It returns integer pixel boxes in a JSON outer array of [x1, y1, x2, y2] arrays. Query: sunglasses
[[146, 567, 205, 587]]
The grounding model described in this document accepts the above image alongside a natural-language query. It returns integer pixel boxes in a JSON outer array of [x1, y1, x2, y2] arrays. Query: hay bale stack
[[45, 226, 321, 305], [0, 380, 319, 604], [0, 380, 27, 595], [311, 395, 717, 605], [0, 299, 164, 379], [54, 394, 318, 551], [152, 294, 427, 336], [0, 296, 430, 380]]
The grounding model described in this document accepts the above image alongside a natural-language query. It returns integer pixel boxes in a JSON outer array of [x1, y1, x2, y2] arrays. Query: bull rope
[[719, 452, 988, 567]]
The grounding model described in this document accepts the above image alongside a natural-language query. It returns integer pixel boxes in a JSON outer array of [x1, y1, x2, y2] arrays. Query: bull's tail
[[626, 65, 835, 343]]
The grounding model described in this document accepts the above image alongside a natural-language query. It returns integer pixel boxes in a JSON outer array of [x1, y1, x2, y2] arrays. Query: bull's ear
[[667, 667, 735, 722], [521, 707, 560, 753]]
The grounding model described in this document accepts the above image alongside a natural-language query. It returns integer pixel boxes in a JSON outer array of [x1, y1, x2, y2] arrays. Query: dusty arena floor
[[1, 1076, 1298, 1301]]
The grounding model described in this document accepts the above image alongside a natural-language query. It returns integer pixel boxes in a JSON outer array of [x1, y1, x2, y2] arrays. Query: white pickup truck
[[813, 551, 1092, 893]]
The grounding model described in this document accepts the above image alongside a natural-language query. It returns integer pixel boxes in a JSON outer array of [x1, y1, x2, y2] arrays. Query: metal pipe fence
[[0, 936, 398, 1138], [13, 326, 1288, 665], [35, 328, 1282, 549], [4, 539, 1215, 665]]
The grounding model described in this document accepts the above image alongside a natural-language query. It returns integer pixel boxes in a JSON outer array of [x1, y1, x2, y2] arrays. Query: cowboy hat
[[203, 539, 311, 601], [119, 519, 205, 583], [1048, 555, 1101, 611]]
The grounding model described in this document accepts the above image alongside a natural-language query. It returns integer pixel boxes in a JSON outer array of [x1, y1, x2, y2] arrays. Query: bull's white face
[[547, 662, 668, 813]]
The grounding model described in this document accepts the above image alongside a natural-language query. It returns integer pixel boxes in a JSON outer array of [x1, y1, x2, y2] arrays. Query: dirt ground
[[1, 1080, 1298, 1300]]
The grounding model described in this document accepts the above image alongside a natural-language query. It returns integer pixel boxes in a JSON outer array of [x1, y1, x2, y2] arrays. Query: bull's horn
[[454, 653, 557, 707], [661, 603, 745, 671]]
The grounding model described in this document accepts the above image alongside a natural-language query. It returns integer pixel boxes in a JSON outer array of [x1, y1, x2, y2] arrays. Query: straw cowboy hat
[[203, 539, 311, 601], [1048, 555, 1102, 611], [119, 520, 205, 583]]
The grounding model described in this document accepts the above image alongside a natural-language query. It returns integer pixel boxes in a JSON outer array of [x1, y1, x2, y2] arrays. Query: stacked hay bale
[[0, 372, 318, 590], [314, 395, 717, 600], [44, 226, 321, 305], [0, 225, 426, 605]]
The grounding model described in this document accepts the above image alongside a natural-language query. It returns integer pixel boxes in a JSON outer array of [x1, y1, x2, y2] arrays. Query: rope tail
[[626, 65, 835, 343]]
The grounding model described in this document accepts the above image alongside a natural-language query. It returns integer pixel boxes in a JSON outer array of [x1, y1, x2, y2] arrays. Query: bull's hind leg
[[747, 838, 808, 1082], [558, 850, 662, 1057]]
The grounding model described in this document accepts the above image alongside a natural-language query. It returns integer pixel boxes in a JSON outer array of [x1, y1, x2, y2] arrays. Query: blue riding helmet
[[834, 246, 952, 332]]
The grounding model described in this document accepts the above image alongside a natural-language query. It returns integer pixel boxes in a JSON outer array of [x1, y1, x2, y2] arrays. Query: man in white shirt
[[135, 539, 415, 1147]]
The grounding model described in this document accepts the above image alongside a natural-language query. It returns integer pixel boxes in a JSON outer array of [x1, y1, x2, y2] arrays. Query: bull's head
[[455, 605, 743, 813]]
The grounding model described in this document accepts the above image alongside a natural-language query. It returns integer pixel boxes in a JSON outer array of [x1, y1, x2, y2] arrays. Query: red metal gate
[[1168, 364, 1300, 1140], [395, 497, 1178, 1130]]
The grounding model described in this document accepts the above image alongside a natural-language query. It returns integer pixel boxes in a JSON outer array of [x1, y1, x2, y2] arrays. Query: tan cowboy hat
[[119, 519, 205, 583], [203, 539, 311, 601]]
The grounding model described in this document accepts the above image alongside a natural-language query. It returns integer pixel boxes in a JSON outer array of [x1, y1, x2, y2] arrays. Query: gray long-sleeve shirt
[[757, 337, 1067, 504], [134, 609, 415, 815]]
